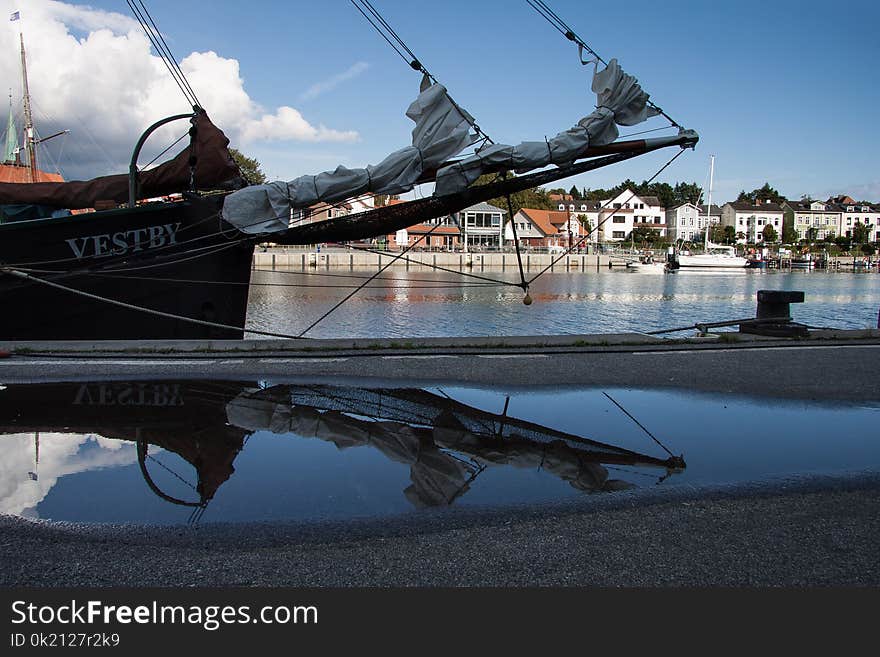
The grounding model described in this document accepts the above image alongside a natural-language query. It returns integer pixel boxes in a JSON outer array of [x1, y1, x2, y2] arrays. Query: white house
[[594, 189, 666, 242], [721, 200, 784, 244], [665, 203, 722, 242], [835, 201, 880, 242]]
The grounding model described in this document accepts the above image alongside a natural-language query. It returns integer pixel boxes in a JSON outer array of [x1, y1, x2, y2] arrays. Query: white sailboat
[[675, 156, 748, 269]]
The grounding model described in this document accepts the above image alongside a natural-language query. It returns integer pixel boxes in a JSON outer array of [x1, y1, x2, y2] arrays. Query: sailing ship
[[0, 379, 685, 519], [0, 2, 698, 341], [673, 156, 748, 269]]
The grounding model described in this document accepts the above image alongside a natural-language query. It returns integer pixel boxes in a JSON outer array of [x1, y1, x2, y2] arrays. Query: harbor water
[[2, 381, 878, 525], [245, 267, 880, 339]]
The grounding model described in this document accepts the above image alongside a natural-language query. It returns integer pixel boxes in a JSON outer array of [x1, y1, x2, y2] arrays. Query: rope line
[[603, 392, 676, 458], [297, 223, 444, 337], [525, 0, 680, 129], [526, 148, 686, 284]]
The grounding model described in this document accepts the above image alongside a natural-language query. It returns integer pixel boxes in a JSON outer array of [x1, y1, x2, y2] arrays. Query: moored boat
[[0, 2, 699, 341]]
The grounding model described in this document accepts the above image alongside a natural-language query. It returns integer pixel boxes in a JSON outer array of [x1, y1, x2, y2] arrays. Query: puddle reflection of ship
[[0, 381, 685, 519]]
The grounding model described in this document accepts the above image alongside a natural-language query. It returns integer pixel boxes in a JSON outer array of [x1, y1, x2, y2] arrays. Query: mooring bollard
[[741, 290, 808, 337], [755, 289, 805, 320]]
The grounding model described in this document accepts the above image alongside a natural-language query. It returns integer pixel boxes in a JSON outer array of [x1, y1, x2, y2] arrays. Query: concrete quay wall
[[253, 249, 616, 271]]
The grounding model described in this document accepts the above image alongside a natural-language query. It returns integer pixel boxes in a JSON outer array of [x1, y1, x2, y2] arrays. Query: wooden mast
[[19, 32, 37, 182]]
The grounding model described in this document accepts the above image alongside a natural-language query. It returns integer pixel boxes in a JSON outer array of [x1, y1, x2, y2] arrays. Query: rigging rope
[[349, 0, 493, 146], [525, 0, 681, 129], [296, 222, 444, 337], [603, 392, 677, 458], [526, 148, 686, 285], [127, 0, 201, 108]]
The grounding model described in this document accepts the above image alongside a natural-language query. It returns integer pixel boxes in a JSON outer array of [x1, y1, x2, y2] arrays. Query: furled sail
[[434, 59, 658, 195], [221, 58, 658, 235], [220, 77, 478, 234]]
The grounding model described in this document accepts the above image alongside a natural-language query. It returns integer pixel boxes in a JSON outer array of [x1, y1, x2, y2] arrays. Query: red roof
[[0, 164, 63, 184], [407, 223, 460, 235], [518, 208, 568, 236]]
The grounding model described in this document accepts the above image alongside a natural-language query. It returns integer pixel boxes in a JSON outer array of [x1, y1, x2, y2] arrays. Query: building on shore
[[590, 189, 666, 242], [507, 208, 583, 250], [721, 200, 784, 244], [782, 200, 842, 242], [666, 203, 722, 242]]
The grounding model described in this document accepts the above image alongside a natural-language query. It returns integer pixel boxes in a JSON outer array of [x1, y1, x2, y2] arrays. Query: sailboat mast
[[19, 32, 37, 182], [705, 154, 715, 249]]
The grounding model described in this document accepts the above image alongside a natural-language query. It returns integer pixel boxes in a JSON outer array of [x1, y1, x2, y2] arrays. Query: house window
[[558, 204, 565, 211], [612, 216, 626, 223], [613, 203, 621, 209], [612, 231, 626, 239]]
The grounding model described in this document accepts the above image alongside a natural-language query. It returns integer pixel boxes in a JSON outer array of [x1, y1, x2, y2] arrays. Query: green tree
[[852, 221, 869, 243], [834, 235, 852, 252], [568, 185, 582, 200], [576, 214, 592, 238], [736, 183, 786, 204], [481, 173, 554, 216], [762, 224, 778, 243], [229, 148, 266, 185], [709, 225, 726, 243], [629, 226, 660, 245], [673, 181, 703, 205], [723, 225, 736, 244], [782, 216, 798, 244], [861, 243, 876, 256]]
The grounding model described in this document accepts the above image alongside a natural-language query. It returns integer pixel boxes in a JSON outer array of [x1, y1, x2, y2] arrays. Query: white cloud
[[299, 61, 370, 102], [0, 0, 359, 179]]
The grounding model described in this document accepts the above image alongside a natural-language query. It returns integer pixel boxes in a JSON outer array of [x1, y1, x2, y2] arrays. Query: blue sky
[[5, 0, 880, 203]]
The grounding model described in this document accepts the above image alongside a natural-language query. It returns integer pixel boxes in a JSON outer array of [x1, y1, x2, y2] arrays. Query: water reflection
[[0, 380, 684, 523]]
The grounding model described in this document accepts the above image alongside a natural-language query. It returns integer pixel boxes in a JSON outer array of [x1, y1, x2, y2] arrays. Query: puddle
[[0, 380, 877, 525]]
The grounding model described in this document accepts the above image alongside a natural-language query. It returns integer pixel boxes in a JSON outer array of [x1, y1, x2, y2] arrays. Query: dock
[[3, 329, 879, 401]]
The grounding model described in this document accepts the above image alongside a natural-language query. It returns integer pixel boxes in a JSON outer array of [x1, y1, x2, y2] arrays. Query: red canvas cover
[[0, 112, 240, 209]]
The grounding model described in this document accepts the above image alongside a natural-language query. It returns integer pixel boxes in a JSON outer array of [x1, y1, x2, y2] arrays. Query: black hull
[[0, 195, 255, 340]]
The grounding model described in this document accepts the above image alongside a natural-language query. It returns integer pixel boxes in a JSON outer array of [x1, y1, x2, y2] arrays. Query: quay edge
[[1, 330, 879, 402]]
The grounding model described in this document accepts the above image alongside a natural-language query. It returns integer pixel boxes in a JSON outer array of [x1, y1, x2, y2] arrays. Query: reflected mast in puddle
[[0, 381, 686, 520]]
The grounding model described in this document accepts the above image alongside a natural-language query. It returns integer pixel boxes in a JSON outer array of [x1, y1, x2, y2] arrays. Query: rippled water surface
[[245, 268, 880, 338]]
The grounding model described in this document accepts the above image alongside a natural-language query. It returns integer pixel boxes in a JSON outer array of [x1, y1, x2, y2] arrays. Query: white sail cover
[[221, 58, 658, 234], [434, 58, 659, 195], [221, 77, 477, 234]]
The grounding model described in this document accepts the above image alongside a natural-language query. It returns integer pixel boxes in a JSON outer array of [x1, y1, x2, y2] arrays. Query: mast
[[4, 92, 18, 164], [19, 32, 37, 182], [705, 154, 715, 249]]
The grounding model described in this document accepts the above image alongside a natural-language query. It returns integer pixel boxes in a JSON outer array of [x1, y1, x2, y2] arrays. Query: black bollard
[[755, 290, 804, 320], [740, 290, 808, 337]]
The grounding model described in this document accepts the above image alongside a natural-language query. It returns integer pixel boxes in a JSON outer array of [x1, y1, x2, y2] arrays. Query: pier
[[252, 247, 615, 271]]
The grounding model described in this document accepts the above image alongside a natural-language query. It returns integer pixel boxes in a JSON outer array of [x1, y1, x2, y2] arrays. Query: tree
[[481, 173, 555, 216], [762, 224, 778, 243], [709, 224, 726, 243], [834, 235, 852, 252], [568, 185, 582, 200], [852, 221, 869, 244], [736, 183, 786, 205], [629, 226, 660, 245], [576, 214, 592, 238], [782, 216, 798, 244], [723, 225, 736, 244], [229, 148, 266, 185], [673, 181, 703, 206], [861, 243, 876, 256]]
